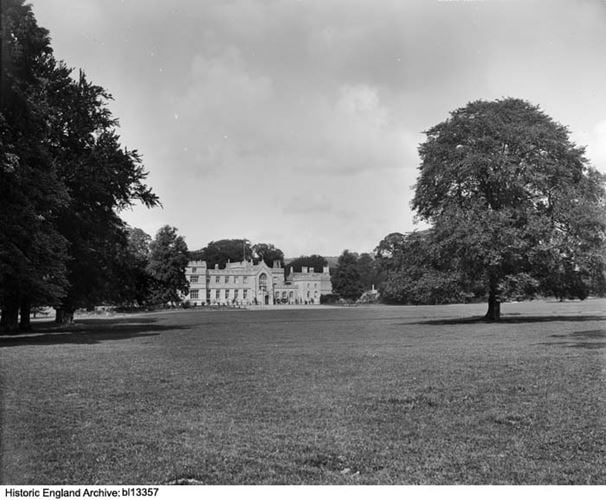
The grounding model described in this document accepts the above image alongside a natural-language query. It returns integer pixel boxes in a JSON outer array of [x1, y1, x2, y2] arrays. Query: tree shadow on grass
[[408, 315, 606, 326], [541, 341, 606, 350], [0, 317, 187, 347], [537, 329, 606, 350]]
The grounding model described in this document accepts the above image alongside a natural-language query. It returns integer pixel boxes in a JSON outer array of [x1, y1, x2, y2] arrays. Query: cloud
[[30, 0, 606, 256], [171, 47, 274, 174], [284, 193, 333, 215], [174, 64, 417, 178]]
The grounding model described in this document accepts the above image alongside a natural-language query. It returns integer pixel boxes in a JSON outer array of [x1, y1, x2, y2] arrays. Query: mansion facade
[[184, 259, 332, 306]]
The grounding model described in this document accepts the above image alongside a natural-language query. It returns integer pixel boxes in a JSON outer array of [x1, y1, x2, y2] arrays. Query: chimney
[[302, 266, 308, 274]]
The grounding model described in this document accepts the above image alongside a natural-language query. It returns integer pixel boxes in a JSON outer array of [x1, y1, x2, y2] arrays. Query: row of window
[[190, 289, 248, 300], [189, 273, 273, 285], [190, 275, 319, 288], [189, 275, 252, 285], [210, 289, 248, 300], [190, 289, 319, 301]]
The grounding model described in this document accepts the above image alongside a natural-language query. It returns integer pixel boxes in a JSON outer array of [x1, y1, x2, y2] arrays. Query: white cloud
[[172, 47, 274, 172], [320, 83, 415, 174], [30, 0, 606, 256]]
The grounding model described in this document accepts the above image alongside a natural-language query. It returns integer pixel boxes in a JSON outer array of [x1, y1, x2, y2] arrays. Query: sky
[[30, 0, 606, 257]]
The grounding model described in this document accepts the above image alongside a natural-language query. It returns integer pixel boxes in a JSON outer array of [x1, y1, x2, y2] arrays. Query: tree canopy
[[147, 226, 189, 305], [193, 239, 253, 269], [50, 69, 158, 322], [252, 243, 285, 268], [190, 239, 286, 270], [115, 227, 154, 308], [331, 250, 365, 301], [412, 98, 606, 320], [286, 255, 328, 274], [1, 0, 69, 330], [375, 230, 478, 305], [0, 0, 158, 330]]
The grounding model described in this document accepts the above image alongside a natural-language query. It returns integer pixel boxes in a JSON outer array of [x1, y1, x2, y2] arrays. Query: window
[[235, 289, 239, 299], [190, 290, 199, 300], [259, 273, 267, 291], [190, 275, 198, 283], [215, 290, 220, 300], [243, 289, 248, 299], [234, 276, 239, 284], [225, 290, 231, 299], [243, 276, 248, 284], [191, 267, 197, 273]]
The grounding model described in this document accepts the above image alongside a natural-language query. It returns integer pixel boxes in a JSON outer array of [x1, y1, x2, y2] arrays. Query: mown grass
[[1, 299, 605, 484]]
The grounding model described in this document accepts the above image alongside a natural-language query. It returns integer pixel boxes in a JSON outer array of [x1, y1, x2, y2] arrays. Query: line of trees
[[0, 1, 159, 331], [3, 2, 602, 328], [189, 239, 285, 270], [190, 101, 606, 317], [103, 225, 191, 311]]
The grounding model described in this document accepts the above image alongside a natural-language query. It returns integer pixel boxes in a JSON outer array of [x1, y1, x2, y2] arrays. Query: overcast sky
[[30, 0, 606, 257]]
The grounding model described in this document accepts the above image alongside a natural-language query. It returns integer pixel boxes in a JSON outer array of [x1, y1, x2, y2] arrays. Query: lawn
[[1, 299, 605, 484]]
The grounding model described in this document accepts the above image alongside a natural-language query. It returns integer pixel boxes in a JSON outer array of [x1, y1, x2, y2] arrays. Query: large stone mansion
[[184, 259, 332, 306]]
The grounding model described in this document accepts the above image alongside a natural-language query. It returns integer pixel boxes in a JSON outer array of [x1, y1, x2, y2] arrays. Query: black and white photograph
[[1, 0, 606, 492]]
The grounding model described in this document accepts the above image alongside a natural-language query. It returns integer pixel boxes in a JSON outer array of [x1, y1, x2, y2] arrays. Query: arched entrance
[[258, 273, 269, 305]]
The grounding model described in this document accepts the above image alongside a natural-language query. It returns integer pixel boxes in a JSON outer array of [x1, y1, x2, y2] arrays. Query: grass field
[[1, 299, 605, 484]]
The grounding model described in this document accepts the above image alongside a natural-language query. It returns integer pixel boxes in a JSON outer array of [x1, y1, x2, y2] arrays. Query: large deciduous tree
[[50, 70, 159, 323], [1, 0, 159, 328], [331, 250, 364, 301], [356, 252, 378, 291], [1, 0, 69, 332], [147, 226, 189, 305], [412, 98, 606, 320], [115, 227, 154, 307]]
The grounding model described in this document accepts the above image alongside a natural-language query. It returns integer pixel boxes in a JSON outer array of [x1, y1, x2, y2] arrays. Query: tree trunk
[[485, 287, 501, 322], [55, 307, 75, 325], [19, 299, 32, 331], [1, 302, 20, 334]]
